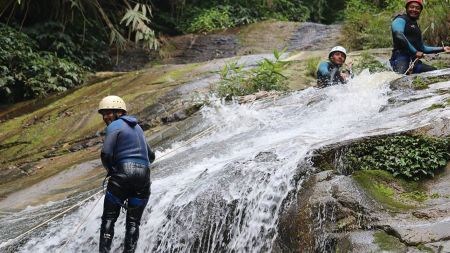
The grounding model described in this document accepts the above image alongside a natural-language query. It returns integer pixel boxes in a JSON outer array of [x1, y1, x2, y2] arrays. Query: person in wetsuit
[[390, 0, 450, 74], [98, 95, 155, 253], [317, 46, 353, 88]]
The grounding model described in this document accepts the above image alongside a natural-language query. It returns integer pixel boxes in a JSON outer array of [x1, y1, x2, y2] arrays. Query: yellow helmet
[[98, 95, 127, 113]]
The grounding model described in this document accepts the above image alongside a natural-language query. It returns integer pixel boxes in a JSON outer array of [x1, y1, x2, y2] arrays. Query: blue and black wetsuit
[[317, 61, 347, 88], [390, 14, 444, 74], [100, 115, 155, 253]]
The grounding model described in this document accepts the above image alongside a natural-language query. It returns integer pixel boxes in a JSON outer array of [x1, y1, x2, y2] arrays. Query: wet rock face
[[163, 34, 239, 64], [276, 170, 378, 252], [287, 22, 341, 51], [389, 68, 450, 90]]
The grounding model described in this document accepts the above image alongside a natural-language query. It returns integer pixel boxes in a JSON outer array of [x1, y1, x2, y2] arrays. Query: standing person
[[98, 95, 155, 253], [317, 46, 353, 88], [390, 0, 450, 74]]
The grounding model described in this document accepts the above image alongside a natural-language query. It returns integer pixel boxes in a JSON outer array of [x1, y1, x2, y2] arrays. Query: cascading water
[[2, 70, 450, 253]]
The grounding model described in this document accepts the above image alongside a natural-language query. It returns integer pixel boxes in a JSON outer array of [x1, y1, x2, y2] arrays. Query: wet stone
[[391, 219, 450, 245]]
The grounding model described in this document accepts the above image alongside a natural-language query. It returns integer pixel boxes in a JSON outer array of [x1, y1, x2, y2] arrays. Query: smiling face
[[100, 109, 123, 126], [406, 2, 422, 19], [330, 51, 346, 66]]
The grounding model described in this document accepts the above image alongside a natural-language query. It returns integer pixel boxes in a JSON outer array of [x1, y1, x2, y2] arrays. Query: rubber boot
[[123, 221, 139, 253], [99, 219, 115, 253], [123, 204, 146, 253]]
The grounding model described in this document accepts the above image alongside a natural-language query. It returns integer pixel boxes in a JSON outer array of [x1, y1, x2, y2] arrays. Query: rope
[[2, 189, 103, 250], [3, 124, 217, 250], [404, 57, 419, 75], [57, 192, 103, 253]]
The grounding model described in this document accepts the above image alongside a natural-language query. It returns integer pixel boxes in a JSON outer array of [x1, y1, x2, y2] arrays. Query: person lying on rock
[[390, 0, 450, 75], [317, 46, 353, 88], [98, 95, 155, 253]]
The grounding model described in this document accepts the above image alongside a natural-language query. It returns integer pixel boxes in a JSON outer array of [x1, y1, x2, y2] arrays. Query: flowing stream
[[2, 70, 450, 252]]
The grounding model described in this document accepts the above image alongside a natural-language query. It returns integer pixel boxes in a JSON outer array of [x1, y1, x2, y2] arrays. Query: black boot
[[123, 203, 146, 253], [123, 221, 139, 253], [99, 219, 115, 253], [100, 194, 121, 253]]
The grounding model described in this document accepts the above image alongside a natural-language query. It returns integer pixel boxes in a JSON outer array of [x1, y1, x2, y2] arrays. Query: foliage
[[353, 52, 390, 74], [302, 0, 346, 24], [216, 49, 288, 99], [0, 24, 84, 103], [343, 135, 450, 180], [420, 0, 450, 45], [401, 191, 428, 202], [180, 6, 234, 33], [341, 0, 450, 50], [1, 0, 158, 52], [305, 57, 321, 78], [413, 76, 450, 90], [171, 0, 310, 34], [25, 21, 110, 70]]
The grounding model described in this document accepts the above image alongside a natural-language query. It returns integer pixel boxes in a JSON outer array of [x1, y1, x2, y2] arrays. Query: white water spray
[[3, 70, 450, 253]]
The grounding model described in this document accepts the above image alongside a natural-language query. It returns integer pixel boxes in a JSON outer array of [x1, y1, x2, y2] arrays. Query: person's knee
[[414, 63, 436, 73], [392, 61, 409, 74]]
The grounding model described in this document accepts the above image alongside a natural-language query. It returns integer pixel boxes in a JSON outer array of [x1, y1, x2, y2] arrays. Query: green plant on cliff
[[180, 6, 234, 33], [0, 24, 85, 103], [343, 135, 450, 180], [216, 49, 288, 99], [341, 0, 450, 50], [305, 57, 321, 78], [353, 53, 389, 74]]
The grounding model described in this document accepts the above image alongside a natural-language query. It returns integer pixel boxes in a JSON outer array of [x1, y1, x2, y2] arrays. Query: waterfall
[[3, 70, 450, 253]]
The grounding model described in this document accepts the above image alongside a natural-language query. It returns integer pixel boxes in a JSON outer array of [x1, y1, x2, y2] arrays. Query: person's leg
[[391, 58, 411, 74], [123, 202, 147, 253], [100, 178, 126, 253], [123, 167, 150, 253], [413, 61, 437, 73]]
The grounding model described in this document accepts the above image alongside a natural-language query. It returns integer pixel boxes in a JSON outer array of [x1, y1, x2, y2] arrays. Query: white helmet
[[98, 95, 127, 113], [329, 46, 347, 59]]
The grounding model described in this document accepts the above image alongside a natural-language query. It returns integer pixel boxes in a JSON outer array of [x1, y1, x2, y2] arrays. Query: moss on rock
[[373, 231, 407, 253]]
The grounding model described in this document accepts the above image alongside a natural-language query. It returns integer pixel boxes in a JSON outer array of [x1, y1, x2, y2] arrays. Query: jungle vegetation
[[0, 0, 448, 103]]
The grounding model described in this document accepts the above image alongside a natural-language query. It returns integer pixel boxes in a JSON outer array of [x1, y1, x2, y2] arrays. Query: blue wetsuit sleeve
[[392, 18, 418, 54], [101, 125, 120, 172], [317, 62, 330, 78], [423, 45, 444, 54]]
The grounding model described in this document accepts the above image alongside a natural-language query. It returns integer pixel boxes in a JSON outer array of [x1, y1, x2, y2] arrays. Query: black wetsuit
[[100, 115, 155, 253], [390, 14, 444, 74]]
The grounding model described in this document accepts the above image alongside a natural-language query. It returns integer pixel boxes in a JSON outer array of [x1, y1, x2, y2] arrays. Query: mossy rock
[[353, 170, 429, 210], [373, 231, 407, 253]]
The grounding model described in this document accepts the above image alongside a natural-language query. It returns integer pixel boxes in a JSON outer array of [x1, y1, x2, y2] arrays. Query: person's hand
[[415, 51, 424, 58], [345, 61, 353, 69], [341, 72, 350, 81], [444, 46, 450, 53]]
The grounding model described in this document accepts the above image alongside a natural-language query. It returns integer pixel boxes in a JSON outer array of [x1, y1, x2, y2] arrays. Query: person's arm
[[422, 45, 445, 54], [317, 61, 330, 77], [147, 143, 155, 164], [101, 125, 120, 173], [317, 61, 331, 88], [392, 18, 418, 55]]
